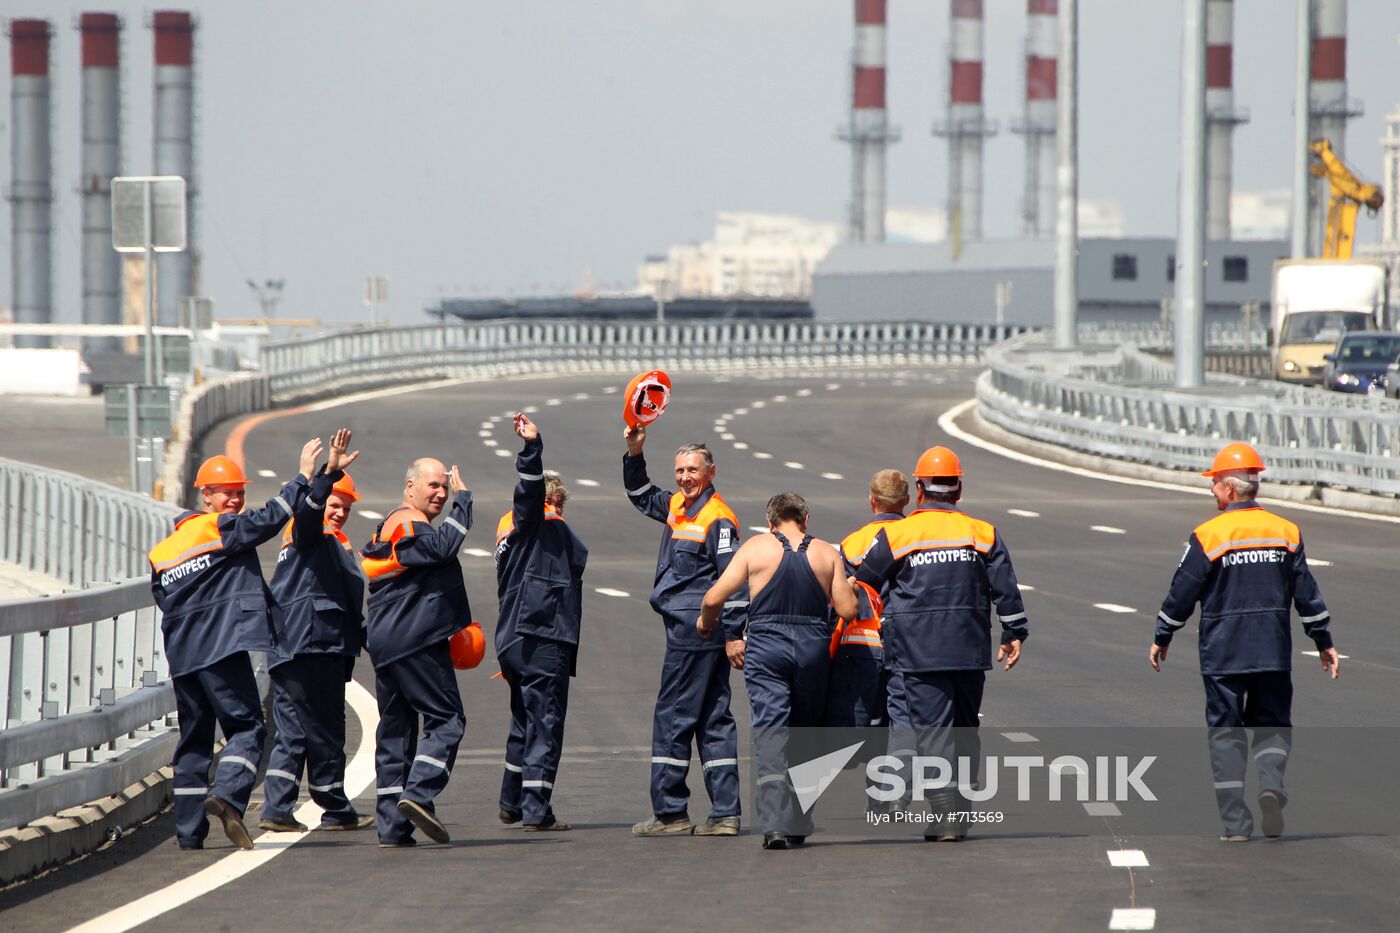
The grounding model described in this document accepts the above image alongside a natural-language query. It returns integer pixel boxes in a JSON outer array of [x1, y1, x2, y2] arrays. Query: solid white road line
[[940, 398, 1400, 525], [784, 461, 804, 470], [462, 548, 493, 558], [1094, 603, 1137, 614], [1007, 508, 1040, 518], [821, 472, 845, 480], [1108, 907, 1157, 930], [575, 478, 600, 487], [1091, 525, 1127, 535], [66, 681, 380, 933], [256, 469, 277, 478], [1107, 850, 1150, 868], [359, 510, 384, 520], [595, 587, 630, 598]]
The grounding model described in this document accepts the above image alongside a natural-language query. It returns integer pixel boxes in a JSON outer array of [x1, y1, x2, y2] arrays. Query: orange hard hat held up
[[331, 471, 361, 502], [192, 454, 249, 488], [914, 445, 963, 479], [622, 370, 672, 429], [449, 622, 486, 670], [1202, 442, 1266, 478]]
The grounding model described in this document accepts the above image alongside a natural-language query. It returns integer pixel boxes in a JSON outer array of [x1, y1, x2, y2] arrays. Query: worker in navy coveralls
[[494, 413, 588, 832], [361, 457, 473, 846], [262, 428, 373, 833], [623, 424, 746, 837], [148, 440, 322, 850], [1151, 442, 1339, 841]]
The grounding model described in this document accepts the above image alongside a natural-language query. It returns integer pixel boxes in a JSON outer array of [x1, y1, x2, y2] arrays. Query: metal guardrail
[[978, 333, 1400, 496], [0, 457, 179, 828]]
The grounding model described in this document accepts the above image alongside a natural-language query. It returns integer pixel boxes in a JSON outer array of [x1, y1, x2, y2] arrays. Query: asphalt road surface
[[3, 367, 1396, 932]]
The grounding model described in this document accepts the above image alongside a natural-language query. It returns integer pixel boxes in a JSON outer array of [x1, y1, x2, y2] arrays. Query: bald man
[[361, 458, 473, 846]]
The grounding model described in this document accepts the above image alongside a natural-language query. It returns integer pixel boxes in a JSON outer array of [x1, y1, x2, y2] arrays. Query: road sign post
[[113, 176, 186, 385]]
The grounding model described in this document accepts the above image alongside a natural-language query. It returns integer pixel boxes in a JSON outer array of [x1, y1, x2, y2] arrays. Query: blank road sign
[[112, 176, 187, 252]]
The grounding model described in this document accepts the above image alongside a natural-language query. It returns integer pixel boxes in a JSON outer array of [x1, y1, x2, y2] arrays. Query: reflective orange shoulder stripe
[[496, 511, 515, 543], [882, 510, 996, 560], [841, 517, 898, 566], [668, 492, 739, 544], [1194, 508, 1300, 561], [362, 506, 430, 581], [149, 513, 224, 573]]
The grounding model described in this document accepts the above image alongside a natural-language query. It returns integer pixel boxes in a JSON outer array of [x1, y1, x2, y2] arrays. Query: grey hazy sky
[[4, 1, 1399, 325]]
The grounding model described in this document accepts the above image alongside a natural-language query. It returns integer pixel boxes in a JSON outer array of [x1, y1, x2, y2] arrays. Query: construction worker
[[826, 469, 909, 728], [261, 428, 373, 833], [699, 492, 858, 849], [148, 442, 320, 850], [855, 446, 1027, 840], [623, 425, 745, 837], [1151, 442, 1338, 841], [494, 413, 587, 832], [361, 457, 474, 847]]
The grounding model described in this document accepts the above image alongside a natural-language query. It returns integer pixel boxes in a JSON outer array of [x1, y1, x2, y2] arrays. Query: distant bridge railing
[[0, 457, 179, 831], [978, 333, 1400, 496]]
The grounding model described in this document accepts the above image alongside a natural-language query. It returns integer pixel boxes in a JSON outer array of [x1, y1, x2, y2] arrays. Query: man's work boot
[[204, 796, 254, 850], [319, 815, 375, 832], [1259, 790, 1285, 838], [258, 816, 309, 833], [761, 831, 789, 850], [396, 799, 450, 844], [522, 819, 571, 832], [631, 814, 692, 837], [499, 808, 523, 825], [692, 816, 740, 837]]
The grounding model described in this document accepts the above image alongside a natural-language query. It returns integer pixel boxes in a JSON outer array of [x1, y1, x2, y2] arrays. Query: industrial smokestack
[[8, 19, 53, 349], [839, 1, 898, 242], [1308, 0, 1360, 254], [1204, 0, 1246, 240], [1013, 0, 1057, 237], [81, 13, 123, 350], [152, 10, 195, 328], [935, 0, 996, 242]]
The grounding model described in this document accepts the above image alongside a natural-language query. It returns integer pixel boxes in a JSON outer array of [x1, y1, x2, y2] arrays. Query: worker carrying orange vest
[[825, 469, 908, 729], [148, 440, 322, 850]]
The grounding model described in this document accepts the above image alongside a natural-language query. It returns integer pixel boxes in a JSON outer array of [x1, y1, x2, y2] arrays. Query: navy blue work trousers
[[262, 653, 359, 826], [1203, 671, 1293, 835], [650, 645, 740, 820], [498, 636, 574, 826]]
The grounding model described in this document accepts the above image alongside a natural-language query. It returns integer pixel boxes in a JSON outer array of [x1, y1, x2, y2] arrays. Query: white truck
[[1271, 258, 1390, 385]]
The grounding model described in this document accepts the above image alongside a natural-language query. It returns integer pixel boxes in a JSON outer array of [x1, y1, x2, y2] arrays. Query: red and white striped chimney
[[81, 13, 123, 346], [840, 0, 898, 242], [9, 19, 53, 348], [152, 10, 196, 328], [1205, 0, 1246, 240], [935, 0, 996, 241], [1015, 0, 1057, 236], [1309, 0, 1359, 253]]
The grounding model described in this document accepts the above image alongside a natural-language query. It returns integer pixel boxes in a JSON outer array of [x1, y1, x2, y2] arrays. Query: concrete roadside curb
[[0, 766, 172, 887]]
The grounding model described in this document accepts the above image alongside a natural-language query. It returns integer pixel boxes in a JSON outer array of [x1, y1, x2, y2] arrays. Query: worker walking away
[[361, 457, 474, 847], [494, 413, 587, 832], [826, 469, 909, 728], [262, 428, 373, 833], [1151, 442, 1338, 842], [623, 424, 745, 837], [699, 493, 858, 849], [856, 446, 1027, 841], [149, 442, 320, 850]]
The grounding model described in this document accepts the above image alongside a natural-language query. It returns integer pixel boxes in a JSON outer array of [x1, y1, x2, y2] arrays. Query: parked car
[[1321, 331, 1400, 394]]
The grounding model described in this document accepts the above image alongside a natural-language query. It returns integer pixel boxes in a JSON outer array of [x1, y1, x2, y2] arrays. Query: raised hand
[[448, 464, 467, 495], [299, 438, 324, 480], [513, 413, 539, 442], [327, 427, 360, 473], [624, 423, 646, 456]]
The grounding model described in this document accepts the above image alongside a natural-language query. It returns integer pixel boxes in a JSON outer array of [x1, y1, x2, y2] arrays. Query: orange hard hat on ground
[[914, 445, 963, 478], [192, 455, 249, 488], [449, 622, 486, 670], [1202, 442, 1266, 477], [330, 471, 361, 502], [622, 370, 673, 429]]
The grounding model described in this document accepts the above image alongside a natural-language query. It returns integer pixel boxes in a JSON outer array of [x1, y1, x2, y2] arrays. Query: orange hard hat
[[622, 370, 673, 429], [449, 622, 486, 670], [913, 445, 963, 479], [1202, 442, 1266, 478], [192, 454, 249, 488], [330, 471, 361, 502]]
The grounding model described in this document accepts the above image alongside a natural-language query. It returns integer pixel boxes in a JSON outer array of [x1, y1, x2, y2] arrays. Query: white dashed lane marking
[[462, 548, 492, 558], [1083, 802, 1122, 817], [784, 461, 804, 470], [1107, 850, 1150, 868], [478, 431, 492, 438], [734, 408, 749, 415], [257, 469, 278, 478], [546, 398, 562, 406], [489, 416, 502, 423], [595, 587, 630, 598], [1094, 603, 1137, 614], [1302, 649, 1350, 659], [1017, 583, 1036, 591], [602, 386, 618, 394], [1091, 525, 1127, 535], [1000, 732, 1038, 743], [772, 395, 787, 402], [1008, 508, 1040, 518], [575, 479, 599, 488], [733, 442, 750, 450], [825, 383, 841, 390], [754, 452, 773, 460], [1307, 558, 1332, 567], [483, 439, 498, 447], [1108, 907, 1156, 930], [494, 449, 512, 457], [749, 526, 769, 534], [751, 401, 767, 409], [796, 389, 812, 397], [573, 392, 589, 400], [821, 472, 844, 481], [359, 510, 384, 521], [721, 434, 735, 441]]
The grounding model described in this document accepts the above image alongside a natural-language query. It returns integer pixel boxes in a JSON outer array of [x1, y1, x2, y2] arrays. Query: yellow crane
[[1309, 138, 1384, 259]]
